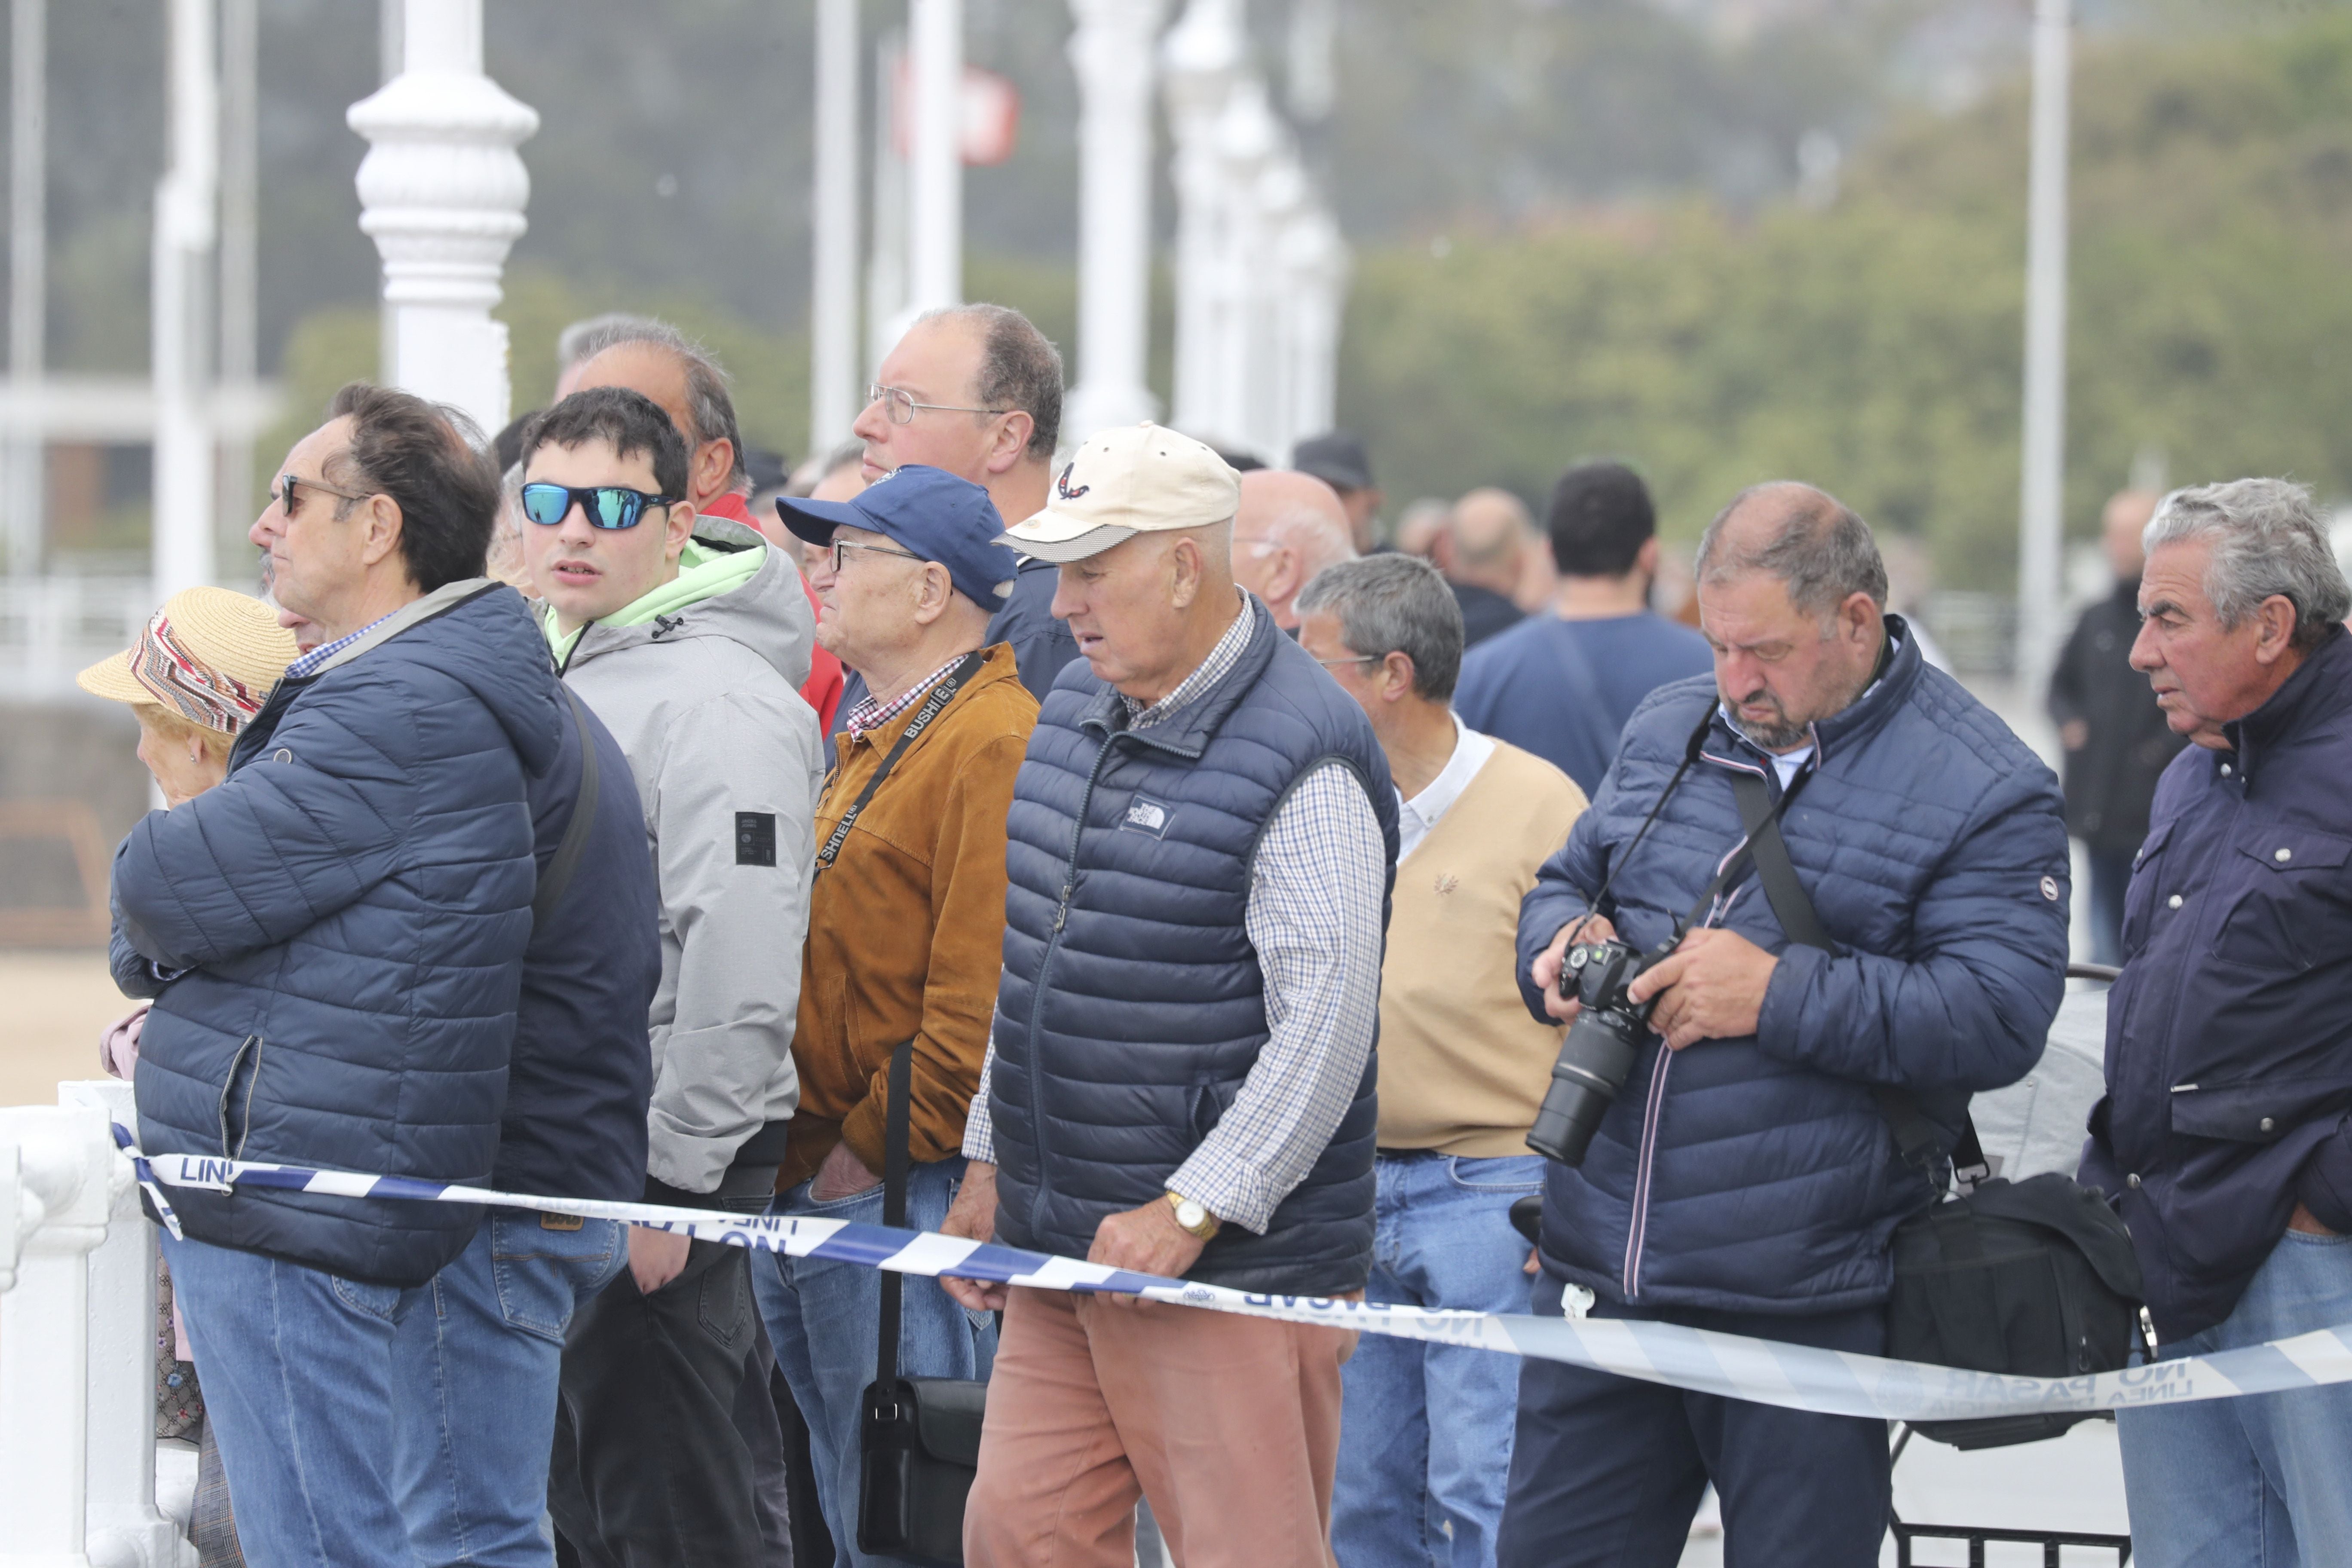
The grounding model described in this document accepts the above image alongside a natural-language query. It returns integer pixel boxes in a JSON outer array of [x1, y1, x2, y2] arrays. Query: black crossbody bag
[[856, 1040, 989, 1564], [1727, 770, 2147, 1450]]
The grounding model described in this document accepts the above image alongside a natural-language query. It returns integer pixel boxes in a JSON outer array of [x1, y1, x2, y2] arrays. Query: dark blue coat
[[116, 582, 560, 1286], [988, 604, 1399, 1294], [1516, 623, 2070, 1314], [2082, 625, 2352, 1340], [498, 692, 658, 1203]]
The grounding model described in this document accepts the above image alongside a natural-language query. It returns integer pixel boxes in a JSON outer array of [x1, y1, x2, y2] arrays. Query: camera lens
[[1527, 1005, 1645, 1166]]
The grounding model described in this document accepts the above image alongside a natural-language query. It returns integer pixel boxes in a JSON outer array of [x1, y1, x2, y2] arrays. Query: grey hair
[[557, 314, 747, 492], [1295, 552, 1465, 702], [1695, 484, 1887, 618], [2144, 477, 2351, 650], [915, 303, 1064, 461]]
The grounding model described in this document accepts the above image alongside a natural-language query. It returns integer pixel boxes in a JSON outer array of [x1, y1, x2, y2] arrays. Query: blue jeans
[[160, 1230, 422, 1568], [391, 1213, 627, 1568], [751, 1157, 996, 1568], [2118, 1228, 2352, 1568], [1335, 1151, 1546, 1568]]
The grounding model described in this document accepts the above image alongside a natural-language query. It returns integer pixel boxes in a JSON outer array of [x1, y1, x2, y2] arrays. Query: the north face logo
[[1056, 461, 1090, 502], [1121, 798, 1170, 837]]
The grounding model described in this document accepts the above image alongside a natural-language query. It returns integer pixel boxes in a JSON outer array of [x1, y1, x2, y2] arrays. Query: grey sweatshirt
[[554, 518, 823, 1195]]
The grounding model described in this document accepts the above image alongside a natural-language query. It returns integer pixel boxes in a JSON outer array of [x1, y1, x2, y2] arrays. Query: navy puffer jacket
[[116, 581, 560, 1286], [1515, 622, 2070, 1314]]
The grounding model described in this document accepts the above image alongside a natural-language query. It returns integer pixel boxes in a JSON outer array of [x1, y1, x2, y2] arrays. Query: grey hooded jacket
[[555, 517, 823, 1197]]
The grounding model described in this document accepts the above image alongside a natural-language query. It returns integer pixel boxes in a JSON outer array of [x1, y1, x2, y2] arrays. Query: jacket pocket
[[217, 1035, 262, 1159], [2216, 827, 2352, 972], [2168, 1078, 2352, 1144], [2118, 820, 2174, 959]]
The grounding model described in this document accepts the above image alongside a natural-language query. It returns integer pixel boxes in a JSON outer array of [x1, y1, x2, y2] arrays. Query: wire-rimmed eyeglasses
[[866, 383, 1011, 426]]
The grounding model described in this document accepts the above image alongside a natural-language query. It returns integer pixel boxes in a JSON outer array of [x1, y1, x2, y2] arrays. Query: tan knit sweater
[[1377, 739, 1588, 1156]]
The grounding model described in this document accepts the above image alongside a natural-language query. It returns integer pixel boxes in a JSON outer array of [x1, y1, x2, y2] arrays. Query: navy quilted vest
[[988, 602, 1398, 1294]]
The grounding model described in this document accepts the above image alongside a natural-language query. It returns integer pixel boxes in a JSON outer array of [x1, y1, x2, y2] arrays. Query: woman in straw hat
[[78, 584, 298, 810], [79, 584, 292, 1568]]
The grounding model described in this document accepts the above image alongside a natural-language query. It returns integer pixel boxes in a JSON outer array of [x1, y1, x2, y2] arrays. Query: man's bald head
[[1446, 488, 1533, 592], [1697, 481, 1887, 619], [1233, 469, 1357, 626], [569, 328, 746, 508], [2103, 487, 2161, 582]]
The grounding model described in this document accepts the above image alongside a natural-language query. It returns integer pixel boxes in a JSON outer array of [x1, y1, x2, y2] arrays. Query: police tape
[[115, 1129, 2352, 1427]]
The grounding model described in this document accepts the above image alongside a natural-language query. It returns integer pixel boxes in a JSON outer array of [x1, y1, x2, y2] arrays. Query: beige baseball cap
[[997, 422, 1242, 563]]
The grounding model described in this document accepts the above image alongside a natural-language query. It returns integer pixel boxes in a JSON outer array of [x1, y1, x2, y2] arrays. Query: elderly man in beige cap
[[938, 423, 1397, 1568]]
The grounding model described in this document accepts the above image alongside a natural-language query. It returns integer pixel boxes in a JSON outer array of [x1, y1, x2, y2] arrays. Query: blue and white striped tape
[[114, 1128, 2352, 1426]]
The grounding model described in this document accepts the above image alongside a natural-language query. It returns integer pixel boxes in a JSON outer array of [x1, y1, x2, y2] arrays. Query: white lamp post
[[151, 0, 217, 603], [2015, 0, 2071, 693], [906, 0, 962, 312], [348, 0, 539, 440], [808, 0, 861, 453], [1063, 0, 1168, 446], [1163, 0, 1242, 442]]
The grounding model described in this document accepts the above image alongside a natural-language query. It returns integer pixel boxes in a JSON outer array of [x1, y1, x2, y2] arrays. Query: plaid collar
[[1122, 591, 1255, 732], [285, 611, 397, 682], [842, 652, 976, 739]]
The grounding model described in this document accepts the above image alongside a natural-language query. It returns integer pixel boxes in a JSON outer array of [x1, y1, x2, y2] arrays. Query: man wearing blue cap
[[763, 463, 1039, 1564]]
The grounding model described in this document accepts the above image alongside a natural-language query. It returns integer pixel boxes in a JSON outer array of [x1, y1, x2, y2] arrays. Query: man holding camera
[[1503, 483, 2069, 1566], [2083, 479, 2352, 1565]]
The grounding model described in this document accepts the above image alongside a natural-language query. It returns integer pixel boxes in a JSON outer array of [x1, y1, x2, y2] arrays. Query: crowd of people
[[77, 296, 2352, 1568]]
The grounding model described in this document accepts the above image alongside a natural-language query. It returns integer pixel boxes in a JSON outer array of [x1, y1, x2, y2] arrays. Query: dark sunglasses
[[519, 481, 679, 532]]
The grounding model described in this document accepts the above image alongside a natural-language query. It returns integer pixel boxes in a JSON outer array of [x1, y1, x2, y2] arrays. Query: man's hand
[[628, 1225, 693, 1295], [940, 1162, 1007, 1312], [1626, 927, 1779, 1052], [1534, 913, 1619, 1023], [810, 1139, 882, 1202], [2291, 1203, 2340, 1237], [1087, 1197, 1209, 1306]]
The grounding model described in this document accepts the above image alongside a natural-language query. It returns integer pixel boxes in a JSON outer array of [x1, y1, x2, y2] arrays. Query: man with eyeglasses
[[755, 465, 1036, 1562], [564, 313, 847, 733], [516, 386, 824, 1567], [857, 303, 1080, 701], [1230, 467, 1358, 632], [113, 384, 570, 1568]]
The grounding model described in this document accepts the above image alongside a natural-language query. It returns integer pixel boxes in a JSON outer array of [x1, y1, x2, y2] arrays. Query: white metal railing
[[0, 574, 158, 698], [0, 1081, 196, 1568]]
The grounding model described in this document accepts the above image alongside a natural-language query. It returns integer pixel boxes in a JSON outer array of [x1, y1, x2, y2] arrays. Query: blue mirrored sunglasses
[[518, 481, 678, 531]]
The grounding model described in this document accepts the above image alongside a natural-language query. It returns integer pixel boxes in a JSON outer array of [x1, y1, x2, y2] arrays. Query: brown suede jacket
[[781, 642, 1039, 1190]]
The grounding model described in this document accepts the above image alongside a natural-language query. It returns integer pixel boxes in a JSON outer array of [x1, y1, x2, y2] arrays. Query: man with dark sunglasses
[[518, 386, 824, 1568]]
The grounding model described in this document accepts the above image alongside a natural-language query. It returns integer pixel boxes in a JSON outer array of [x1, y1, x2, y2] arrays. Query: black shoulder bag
[[1727, 770, 2146, 1451], [857, 1040, 989, 1565]]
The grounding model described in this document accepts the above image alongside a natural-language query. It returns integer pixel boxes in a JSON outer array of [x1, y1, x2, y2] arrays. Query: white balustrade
[[0, 1099, 133, 1567], [348, 0, 539, 440]]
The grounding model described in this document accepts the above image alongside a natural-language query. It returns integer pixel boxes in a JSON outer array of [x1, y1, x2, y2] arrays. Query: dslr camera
[[1527, 933, 1675, 1167]]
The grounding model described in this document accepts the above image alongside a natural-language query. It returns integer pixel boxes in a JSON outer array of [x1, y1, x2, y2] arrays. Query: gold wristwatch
[[1165, 1190, 1222, 1240]]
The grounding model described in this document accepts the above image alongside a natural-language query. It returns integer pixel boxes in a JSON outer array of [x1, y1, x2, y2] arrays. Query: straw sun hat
[[77, 585, 300, 737]]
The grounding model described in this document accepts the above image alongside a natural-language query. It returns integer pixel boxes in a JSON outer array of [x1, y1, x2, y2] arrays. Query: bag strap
[[874, 1039, 914, 1391], [818, 650, 988, 876], [1724, 769, 1988, 1181], [533, 686, 601, 928]]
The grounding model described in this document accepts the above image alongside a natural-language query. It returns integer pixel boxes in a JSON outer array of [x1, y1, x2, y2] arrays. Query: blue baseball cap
[[774, 464, 1020, 610]]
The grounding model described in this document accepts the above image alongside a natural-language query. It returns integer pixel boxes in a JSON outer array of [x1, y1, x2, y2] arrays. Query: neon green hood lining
[[544, 539, 764, 659]]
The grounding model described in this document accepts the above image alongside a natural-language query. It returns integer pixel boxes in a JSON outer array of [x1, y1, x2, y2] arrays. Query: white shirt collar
[[1395, 717, 1497, 861]]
